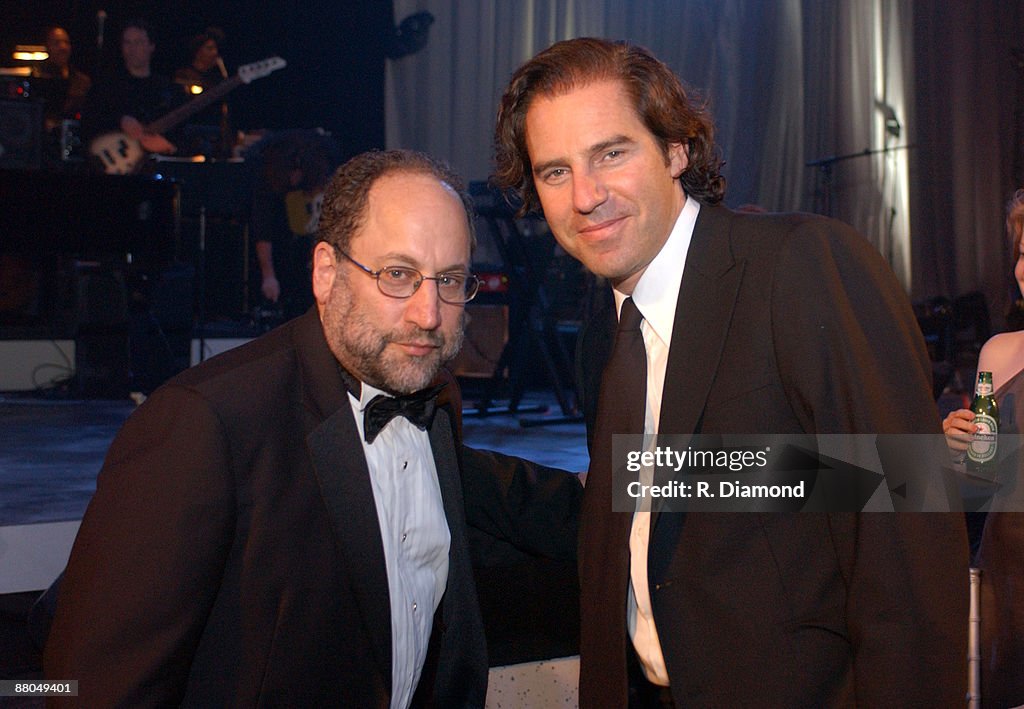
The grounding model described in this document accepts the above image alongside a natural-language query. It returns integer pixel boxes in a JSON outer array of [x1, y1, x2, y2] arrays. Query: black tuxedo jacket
[[576, 203, 969, 707], [45, 308, 487, 707]]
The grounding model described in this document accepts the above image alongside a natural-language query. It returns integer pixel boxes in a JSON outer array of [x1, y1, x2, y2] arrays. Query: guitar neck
[[148, 75, 243, 135]]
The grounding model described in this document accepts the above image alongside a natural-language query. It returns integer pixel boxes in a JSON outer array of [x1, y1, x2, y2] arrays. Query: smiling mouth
[[577, 216, 627, 238]]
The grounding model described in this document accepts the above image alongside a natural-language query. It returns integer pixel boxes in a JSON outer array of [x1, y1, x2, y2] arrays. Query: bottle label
[[976, 382, 993, 396], [968, 413, 998, 464]]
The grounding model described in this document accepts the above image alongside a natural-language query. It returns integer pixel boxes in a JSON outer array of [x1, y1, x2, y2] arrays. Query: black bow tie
[[363, 384, 446, 444]]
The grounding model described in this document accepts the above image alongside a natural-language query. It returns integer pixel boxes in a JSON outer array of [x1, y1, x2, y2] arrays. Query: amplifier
[[0, 98, 42, 169], [449, 303, 508, 378]]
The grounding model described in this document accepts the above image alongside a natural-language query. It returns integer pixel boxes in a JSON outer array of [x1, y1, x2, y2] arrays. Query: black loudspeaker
[[184, 218, 249, 321], [0, 99, 42, 170], [76, 262, 128, 329], [450, 303, 508, 378], [75, 332, 130, 398], [129, 264, 195, 393], [74, 262, 130, 398], [0, 254, 42, 324]]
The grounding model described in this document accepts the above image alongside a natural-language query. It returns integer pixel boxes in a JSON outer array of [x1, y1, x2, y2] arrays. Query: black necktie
[[363, 384, 446, 444], [577, 296, 648, 697], [603, 297, 647, 434]]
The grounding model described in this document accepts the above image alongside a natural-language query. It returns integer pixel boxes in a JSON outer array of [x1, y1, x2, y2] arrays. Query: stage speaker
[[450, 304, 508, 378], [129, 264, 195, 393], [76, 262, 128, 329], [75, 331, 130, 398], [0, 254, 42, 324], [181, 218, 249, 321], [74, 262, 130, 398], [0, 99, 42, 170]]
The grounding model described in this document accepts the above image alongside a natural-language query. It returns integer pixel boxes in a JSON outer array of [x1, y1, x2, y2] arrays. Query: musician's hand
[[942, 408, 977, 453], [119, 116, 175, 154], [120, 115, 145, 139], [261, 276, 281, 303], [139, 133, 176, 155]]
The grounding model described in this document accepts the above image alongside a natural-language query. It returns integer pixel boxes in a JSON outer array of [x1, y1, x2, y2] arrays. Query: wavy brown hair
[[1008, 188, 1024, 258], [494, 37, 725, 217], [317, 149, 476, 254]]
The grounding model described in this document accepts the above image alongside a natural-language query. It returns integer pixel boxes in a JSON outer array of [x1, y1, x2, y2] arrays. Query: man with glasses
[[46, 149, 578, 705]]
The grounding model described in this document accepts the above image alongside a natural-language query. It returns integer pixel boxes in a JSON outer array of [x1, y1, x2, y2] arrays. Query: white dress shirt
[[350, 382, 451, 709], [613, 197, 700, 686]]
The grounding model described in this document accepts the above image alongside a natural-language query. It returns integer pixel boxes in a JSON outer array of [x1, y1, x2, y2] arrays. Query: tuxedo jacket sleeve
[[44, 309, 487, 707], [576, 204, 968, 707], [460, 446, 581, 563]]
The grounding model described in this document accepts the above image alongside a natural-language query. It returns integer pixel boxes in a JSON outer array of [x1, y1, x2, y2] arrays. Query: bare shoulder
[[978, 331, 1024, 385]]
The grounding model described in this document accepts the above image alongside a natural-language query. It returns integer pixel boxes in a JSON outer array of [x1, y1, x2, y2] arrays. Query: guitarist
[[81, 18, 181, 163], [251, 130, 341, 322], [173, 27, 233, 158]]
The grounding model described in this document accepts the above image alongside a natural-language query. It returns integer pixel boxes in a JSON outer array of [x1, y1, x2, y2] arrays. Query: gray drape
[[386, 0, 1021, 320]]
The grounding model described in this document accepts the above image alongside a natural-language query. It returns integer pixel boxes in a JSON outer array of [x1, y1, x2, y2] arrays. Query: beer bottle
[[967, 371, 999, 474]]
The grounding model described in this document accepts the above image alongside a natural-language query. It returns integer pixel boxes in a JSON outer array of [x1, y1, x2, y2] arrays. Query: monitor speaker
[[450, 304, 508, 378], [0, 99, 42, 170], [73, 262, 130, 398]]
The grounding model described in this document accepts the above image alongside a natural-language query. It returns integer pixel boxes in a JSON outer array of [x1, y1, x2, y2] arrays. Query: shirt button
[[402, 533, 408, 543], [412, 602, 418, 612]]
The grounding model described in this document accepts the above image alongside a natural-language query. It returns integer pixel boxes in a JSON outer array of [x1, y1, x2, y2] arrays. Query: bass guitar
[[90, 56, 286, 174]]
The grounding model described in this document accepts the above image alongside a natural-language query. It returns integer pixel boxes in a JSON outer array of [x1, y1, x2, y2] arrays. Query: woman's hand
[[942, 408, 977, 453]]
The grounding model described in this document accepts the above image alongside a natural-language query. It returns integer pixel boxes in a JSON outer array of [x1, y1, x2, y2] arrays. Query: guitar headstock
[[238, 57, 287, 84]]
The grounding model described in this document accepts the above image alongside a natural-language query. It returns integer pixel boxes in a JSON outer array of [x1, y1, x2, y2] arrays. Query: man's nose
[[573, 169, 608, 214], [404, 279, 442, 330]]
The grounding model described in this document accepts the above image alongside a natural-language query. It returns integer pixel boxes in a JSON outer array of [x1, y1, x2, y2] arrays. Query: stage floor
[[0, 386, 588, 527]]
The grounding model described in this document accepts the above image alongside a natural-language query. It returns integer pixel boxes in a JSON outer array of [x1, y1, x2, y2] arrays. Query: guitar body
[[89, 132, 146, 175]]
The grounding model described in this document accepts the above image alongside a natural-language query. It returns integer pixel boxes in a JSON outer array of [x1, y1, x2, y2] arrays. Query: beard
[[321, 277, 465, 395]]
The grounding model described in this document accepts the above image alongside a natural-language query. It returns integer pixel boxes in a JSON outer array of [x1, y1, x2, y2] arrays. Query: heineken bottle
[[967, 371, 999, 474]]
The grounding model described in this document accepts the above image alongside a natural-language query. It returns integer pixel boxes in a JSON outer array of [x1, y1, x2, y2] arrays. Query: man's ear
[[667, 141, 688, 178], [311, 242, 337, 305]]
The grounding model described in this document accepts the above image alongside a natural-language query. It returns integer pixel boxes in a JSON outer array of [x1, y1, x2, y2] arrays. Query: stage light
[[12, 45, 48, 62]]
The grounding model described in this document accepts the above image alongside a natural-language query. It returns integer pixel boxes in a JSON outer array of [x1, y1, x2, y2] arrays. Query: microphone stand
[[806, 144, 913, 217], [197, 206, 208, 363]]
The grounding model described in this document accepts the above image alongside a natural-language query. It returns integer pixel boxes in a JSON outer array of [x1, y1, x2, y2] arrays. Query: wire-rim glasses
[[337, 249, 479, 304]]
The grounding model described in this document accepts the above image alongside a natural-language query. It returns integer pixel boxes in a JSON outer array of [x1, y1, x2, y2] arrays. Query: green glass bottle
[[967, 371, 999, 474]]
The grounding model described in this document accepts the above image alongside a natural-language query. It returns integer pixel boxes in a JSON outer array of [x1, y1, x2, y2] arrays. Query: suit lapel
[[295, 308, 393, 689], [307, 404, 393, 689], [652, 204, 744, 529], [427, 405, 489, 701], [428, 410, 463, 552], [659, 203, 744, 437], [427, 406, 478, 629]]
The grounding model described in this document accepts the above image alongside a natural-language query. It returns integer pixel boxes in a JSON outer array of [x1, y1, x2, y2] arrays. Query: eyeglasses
[[338, 249, 480, 304]]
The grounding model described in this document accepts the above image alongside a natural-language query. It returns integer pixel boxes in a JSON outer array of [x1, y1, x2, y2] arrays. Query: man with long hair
[[495, 37, 968, 707]]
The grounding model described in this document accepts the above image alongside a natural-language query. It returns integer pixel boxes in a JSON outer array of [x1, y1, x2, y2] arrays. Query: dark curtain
[[910, 0, 1023, 325]]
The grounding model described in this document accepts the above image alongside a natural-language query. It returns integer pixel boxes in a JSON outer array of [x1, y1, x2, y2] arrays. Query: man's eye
[[437, 274, 463, 287], [385, 268, 415, 281]]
